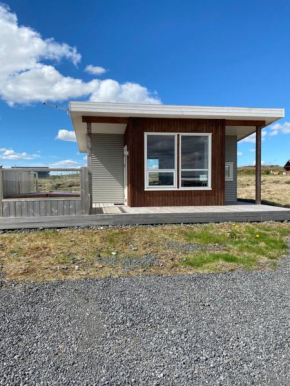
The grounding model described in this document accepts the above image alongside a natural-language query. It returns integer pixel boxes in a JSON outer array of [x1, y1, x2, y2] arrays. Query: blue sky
[[0, 0, 290, 167]]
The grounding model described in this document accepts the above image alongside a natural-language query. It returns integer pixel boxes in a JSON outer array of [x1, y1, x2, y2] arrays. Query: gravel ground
[[1, 260, 290, 385]]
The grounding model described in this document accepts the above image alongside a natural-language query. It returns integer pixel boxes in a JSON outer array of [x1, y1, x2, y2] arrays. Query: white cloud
[[237, 151, 243, 156], [268, 122, 290, 136], [83, 155, 87, 161], [252, 160, 265, 166], [89, 79, 160, 104], [0, 4, 160, 106], [55, 129, 76, 142], [249, 148, 255, 152], [50, 159, 80, 168], [0, 147, 40, 160], [85, 65, 107, 75], [240, 131, 267, 143]]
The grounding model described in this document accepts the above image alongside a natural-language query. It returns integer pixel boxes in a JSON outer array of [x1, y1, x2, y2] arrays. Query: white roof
[[69, 102, 284, 152]]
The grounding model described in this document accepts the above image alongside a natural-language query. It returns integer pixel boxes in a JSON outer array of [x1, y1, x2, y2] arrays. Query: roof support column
[[255, 126, 262, 205], [86, 122, 92, 213]]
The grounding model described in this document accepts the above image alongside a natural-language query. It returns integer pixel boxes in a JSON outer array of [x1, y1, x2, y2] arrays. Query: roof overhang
[[69, 102, 284, 152]]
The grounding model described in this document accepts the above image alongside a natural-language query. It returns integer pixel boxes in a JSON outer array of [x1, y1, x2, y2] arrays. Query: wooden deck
[[0, 203, 290, 230]]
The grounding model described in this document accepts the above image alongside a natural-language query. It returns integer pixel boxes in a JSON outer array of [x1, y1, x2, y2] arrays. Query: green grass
[[183, 252, 257, 269], [0, 222, 289, 282], [181, 226, 228, 245], [179, 223, 289, 270]]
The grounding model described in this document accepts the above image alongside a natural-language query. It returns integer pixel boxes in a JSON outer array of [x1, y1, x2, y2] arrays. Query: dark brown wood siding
[[124, 118, 225, 207]]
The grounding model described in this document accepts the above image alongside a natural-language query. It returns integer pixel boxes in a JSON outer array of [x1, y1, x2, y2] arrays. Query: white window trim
[[225, 162, 234, 181], [144, 132, 212, 191], [179, 133, 212, 190], [144, 133, 177, 190]]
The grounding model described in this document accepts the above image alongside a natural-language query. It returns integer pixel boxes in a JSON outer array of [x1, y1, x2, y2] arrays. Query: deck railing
[[0, 167, 91, 218]]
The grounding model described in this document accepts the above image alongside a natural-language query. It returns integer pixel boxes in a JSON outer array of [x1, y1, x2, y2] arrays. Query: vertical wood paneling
[[2, 199, 83, 217], [28, 201, 34, 217], [64, 200, 70, 215], [58, 200, 64, 216], [40, 201, 46, 217], [3, 171, 35, 198], [34, 201, 40, 217], [51, 201, 58, 216], [3, 201, 9, 217], [125, 118, 225, 207], [21, 201, 28, 217]]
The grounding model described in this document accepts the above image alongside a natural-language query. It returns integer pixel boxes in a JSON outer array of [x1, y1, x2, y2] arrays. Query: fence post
[[0, 166, 3, 217], [80, 167, 91, 215]]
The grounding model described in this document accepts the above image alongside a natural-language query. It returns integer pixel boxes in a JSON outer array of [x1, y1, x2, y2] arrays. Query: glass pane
[[148, 172, 174, 186], [225, 164, 230, 178], [181, 136, 208, 169], [181, 171, 208, 188], [147, 135, 175, 170]]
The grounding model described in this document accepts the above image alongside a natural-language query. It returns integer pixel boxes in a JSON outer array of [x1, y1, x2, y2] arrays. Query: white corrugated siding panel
[[225, 136, 237, 203], [91, 134, 124, 204]]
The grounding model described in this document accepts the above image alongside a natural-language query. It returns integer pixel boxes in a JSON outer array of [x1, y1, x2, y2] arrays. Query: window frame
[[144, 133, 177, 190], [225, 162, 234, 181], [179, 133, 212, 190], [144, 132, 212, 191]]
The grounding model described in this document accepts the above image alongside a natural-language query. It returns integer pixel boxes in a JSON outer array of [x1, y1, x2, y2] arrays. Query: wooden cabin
[[70, 102, 284, 207]]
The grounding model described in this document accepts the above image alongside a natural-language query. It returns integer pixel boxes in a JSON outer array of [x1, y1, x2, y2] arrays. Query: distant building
[[12, 167, 50, 178], [284, 161, 290, 172]]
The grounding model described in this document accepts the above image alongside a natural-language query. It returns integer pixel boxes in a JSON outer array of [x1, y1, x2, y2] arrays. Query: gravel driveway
[[1, 260, 290, 385]]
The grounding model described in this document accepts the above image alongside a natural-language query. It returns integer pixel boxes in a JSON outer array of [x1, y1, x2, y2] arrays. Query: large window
[[145, 133, 211, 190], [145, 134, 177, 188], [180, 134, 211, 188]]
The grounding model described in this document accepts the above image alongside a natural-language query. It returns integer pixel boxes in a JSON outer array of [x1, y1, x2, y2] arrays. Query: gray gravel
[[1, 261, 290, 385], [95, 253, 162, 271]]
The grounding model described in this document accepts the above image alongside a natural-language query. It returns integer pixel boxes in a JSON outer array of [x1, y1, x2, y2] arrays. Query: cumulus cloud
[[240, 131, 267, 143], [89, 79, 160, 104], [55, 129, 77, 142], [237, 151, 242, 156], [249, 148, 255, 152], [85, 65, 107, 75], [50, 159, 80, 168], [0, 4, 160, 106], [268, 122, 290, 136], [0, 147, 40, 160]]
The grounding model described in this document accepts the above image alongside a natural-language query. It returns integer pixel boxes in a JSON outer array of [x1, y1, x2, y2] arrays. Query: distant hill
[[238, 165, 285, 176]]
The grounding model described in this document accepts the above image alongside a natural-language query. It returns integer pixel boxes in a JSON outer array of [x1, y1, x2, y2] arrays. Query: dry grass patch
[[37, 174, 80, 192], [0, 222, 289, 283], [238, 174, 290, 207]]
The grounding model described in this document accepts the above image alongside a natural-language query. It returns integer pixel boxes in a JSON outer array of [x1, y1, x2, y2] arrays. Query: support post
[[0, 166, 3, 217], [255, 126, 262, 205], [86, 122, 92, 213], [80, 167, 90, 215]]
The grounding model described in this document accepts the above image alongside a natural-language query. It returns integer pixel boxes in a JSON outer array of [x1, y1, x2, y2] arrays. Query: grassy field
[[238, 175, 290, 207], [0, 222, 289, 282], [37, 173, 80, 192], [237, 166, 290, 207]]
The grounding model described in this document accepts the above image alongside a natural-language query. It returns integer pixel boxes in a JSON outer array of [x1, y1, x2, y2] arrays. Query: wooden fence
[[0, 167, 91, 218], [3, 170, 35, 198]]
